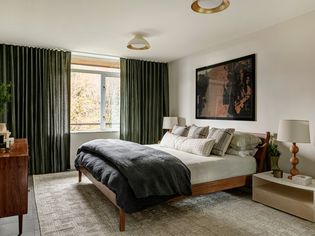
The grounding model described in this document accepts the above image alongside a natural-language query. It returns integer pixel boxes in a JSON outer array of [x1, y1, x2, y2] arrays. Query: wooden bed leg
[[119, 208, 125, 232], [78, 170, 82, 183]]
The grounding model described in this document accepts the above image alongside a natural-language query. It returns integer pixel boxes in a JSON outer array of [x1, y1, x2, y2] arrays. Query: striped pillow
[[207, 128, 235, 156], [187, 124, 209, 138], [175, 138, 216, 156]]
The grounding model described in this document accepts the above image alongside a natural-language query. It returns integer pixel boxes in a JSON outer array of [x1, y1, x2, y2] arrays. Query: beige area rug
[[33, 171, 315, 236]]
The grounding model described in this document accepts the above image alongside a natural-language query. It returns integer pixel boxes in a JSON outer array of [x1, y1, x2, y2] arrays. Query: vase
[[0, 123, 7, 132], [270, 156, 280, 171]]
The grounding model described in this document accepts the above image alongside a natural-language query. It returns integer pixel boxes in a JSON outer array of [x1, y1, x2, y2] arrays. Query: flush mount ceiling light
[[191, 0, 230, 14], [127, 35, 150, 50]]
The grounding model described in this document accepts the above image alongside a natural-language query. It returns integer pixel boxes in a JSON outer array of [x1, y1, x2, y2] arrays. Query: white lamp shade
[[162, 117, 178, 130], [277, 120, 310, 143]]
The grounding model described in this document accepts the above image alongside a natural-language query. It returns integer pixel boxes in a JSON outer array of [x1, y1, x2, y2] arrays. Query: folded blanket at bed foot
[[75, 139, 192, 213]]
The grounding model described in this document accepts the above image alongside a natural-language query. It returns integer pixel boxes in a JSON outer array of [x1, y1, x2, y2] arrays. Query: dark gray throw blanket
[[76, 139, 191, 198]]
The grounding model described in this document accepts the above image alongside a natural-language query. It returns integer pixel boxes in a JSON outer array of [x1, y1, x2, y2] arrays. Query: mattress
[[148, 144, 257, 185]]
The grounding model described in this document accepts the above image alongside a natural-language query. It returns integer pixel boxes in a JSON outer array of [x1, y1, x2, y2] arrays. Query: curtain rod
[[72, 51, 120, 60]]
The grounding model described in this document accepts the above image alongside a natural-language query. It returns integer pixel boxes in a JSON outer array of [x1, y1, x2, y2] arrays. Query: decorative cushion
[[187, 124, 209, 138], [176, 138, 216, 156], [229, 132, 262, 151], [171, 125, 189, 137], [207, 128, 235, 156], [159, 132, 178, 149], [226, 148, 258, 158]]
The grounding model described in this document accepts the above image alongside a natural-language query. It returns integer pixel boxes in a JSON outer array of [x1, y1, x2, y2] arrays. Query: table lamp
[[277, 120, 310, 179], [162, 117, 178, 132]]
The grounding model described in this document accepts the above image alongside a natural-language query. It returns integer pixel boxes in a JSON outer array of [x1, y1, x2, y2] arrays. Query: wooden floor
[[0, 176, 40, 236]]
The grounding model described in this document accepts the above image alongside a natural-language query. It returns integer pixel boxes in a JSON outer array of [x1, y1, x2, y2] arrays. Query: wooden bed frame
[[78, 132, 270, 231]]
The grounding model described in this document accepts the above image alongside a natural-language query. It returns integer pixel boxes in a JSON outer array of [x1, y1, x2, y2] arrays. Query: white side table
[[253, 171, 315, 222]]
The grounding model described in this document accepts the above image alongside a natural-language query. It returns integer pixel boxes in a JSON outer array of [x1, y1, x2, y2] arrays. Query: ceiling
[[1, 0, 315, 62]]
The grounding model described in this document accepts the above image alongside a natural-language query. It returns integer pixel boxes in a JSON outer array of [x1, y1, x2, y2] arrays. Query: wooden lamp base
[[288, 142, 299, 179]]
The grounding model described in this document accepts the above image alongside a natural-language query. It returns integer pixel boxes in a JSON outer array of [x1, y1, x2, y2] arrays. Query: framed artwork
[[196, 54, 256, 121]]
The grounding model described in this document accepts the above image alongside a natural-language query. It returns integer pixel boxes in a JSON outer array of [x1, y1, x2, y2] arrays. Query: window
[[70, 64, 120, 131]]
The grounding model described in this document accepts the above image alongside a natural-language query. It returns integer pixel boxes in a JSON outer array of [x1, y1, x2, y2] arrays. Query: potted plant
[[0, 83, 11, 144], [268, 134, 281, 172]]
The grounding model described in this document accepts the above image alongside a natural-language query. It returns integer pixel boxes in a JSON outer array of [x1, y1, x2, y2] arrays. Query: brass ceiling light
[[127, 35, 150, 50], [191, 0, 230, 14]]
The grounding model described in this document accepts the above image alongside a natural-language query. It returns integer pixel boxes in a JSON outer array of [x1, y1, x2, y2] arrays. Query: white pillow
[[229, 132, 262, 151], [159, 132, 178, 149], [226, 148, 258, 158], [171, 125, 189, 136], [176, 138, 216, 156], [207, 128, 235, 156]]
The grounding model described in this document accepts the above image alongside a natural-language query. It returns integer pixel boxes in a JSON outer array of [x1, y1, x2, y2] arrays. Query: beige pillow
[[207, 128, 235, 156], [230, 132, 262, 151], [176, 138, 216, 156], [226, 148, 258, 157], [171, 125, 189, 136], [187, 124, 209, 138]]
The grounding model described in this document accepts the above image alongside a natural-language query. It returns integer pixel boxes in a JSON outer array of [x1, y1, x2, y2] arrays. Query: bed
[[76, 132, 270, 231]]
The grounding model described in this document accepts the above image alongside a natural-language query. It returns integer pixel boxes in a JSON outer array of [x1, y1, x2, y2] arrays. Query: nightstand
[[253, 171, 315, 222]]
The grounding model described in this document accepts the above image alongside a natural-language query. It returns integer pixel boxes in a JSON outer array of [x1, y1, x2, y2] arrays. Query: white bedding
[[147, 144, 256, 185]]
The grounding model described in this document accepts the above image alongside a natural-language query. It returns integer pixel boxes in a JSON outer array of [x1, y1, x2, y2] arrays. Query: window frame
[[71, 67, 120, 132]]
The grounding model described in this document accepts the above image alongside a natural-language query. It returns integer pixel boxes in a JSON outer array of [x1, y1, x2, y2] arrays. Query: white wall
[[70, 131, 119, 169], [169, 11, 315, 177]]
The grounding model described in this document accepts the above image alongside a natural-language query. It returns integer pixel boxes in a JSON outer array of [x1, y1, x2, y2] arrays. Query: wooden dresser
[[0, 139, 29, 235]]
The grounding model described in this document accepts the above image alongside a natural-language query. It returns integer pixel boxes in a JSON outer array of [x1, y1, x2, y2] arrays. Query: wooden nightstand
[[253, 171, 315, 222], [0, 139, 29, 235]]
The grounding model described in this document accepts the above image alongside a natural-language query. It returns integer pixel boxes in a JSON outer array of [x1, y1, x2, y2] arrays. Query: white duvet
[[147, 144, 256, 185]]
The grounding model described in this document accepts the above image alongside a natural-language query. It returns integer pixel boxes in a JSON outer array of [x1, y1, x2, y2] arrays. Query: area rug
[[33, 171, 315, 236]]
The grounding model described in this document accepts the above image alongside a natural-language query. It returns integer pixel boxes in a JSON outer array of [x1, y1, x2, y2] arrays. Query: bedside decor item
[[277, 120, 311, 179], [273, 169, 283, 178], [196, 54, 255, 121], [162, 117, 178, 132], [191, 0, 230, 14], [268, 134, 281, 172], [292, 175, 312, 186], [0, 83, 11, 114], [127, 35, 150, 50], [0, 83, 11, 144]]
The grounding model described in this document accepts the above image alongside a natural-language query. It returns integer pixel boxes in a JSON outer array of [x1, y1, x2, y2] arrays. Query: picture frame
[[196, 54, 256, 121]]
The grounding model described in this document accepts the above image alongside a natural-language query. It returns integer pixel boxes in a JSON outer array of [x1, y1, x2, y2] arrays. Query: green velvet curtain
[[0, 44, 71, 174], [120, 58, 169, 144]]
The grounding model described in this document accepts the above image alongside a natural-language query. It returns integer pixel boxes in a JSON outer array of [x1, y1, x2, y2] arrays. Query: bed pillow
[[187, 124, 209, 138], [207, 128, 235, 156], [176, 138, 216, 156], [159, 132, 178, 149], [229, 132, 262, 151], [171, 125, 189, 137], [226, 148, 258, 158]]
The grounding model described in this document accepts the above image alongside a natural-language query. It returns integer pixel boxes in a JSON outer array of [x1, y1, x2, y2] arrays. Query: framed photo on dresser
[[196, 54, 256, 121]]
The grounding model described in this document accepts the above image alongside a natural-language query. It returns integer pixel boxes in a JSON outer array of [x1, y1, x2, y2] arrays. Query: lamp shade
[[127, 35, 150, 50], [162, 117, 178, 130], [277, 120, 310, 143]]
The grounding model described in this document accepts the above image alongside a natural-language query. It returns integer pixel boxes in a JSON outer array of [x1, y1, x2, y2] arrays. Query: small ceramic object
[[273, 169, 283, 178]]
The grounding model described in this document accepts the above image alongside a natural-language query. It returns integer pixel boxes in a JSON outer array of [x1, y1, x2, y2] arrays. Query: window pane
[[71, 72, 101, 131], [104, 77, 120, 129]]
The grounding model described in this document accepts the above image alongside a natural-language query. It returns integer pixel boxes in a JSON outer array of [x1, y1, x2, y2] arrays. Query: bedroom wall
[[70, 131, 119, 169], [169, 11, 315, 177]]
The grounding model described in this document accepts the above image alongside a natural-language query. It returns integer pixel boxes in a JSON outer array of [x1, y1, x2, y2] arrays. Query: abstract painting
[[196, 54, 256, 120]]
